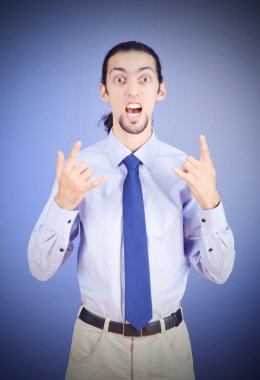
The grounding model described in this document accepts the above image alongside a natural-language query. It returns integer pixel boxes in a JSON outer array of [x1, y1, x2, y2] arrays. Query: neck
[[111, 125, 153, 152]]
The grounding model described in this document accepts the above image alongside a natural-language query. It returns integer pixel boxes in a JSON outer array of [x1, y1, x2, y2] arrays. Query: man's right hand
[[54, 141, 108, 210]]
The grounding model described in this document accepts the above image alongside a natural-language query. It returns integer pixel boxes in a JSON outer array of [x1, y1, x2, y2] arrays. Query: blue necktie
[[122, 154, 152, 331]]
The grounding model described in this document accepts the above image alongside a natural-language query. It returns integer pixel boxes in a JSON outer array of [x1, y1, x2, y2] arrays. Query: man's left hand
[[173, 135, 221, 210]]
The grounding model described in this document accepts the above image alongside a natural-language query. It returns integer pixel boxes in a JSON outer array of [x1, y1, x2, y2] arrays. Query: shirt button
[[60, 248, 64, 252], [208, 248, 213, 252], [201, 218, 206, 223], [68, 220, 71, 224]]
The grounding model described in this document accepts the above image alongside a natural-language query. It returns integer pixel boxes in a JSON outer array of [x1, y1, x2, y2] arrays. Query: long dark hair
[[99, 41, 164, 134]]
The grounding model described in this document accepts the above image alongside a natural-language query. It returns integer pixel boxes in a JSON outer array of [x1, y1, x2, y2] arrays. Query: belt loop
[[159, 318, 166, 334], [77, 304, 85, 319], [103, 317, 110, 333], [180, 304, 184, 320]]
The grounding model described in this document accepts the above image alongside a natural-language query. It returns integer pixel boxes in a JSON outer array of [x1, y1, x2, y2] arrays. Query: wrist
[[201, 192, 221, 210], [54, 194, 75, 211]]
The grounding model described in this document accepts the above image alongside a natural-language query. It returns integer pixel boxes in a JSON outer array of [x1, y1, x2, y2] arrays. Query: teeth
[[128, 113, 140, 118], [127, 103, 141, 109]]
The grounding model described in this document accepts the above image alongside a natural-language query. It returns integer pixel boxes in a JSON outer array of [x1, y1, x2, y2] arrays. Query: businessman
[[28, 41, 235, 380]]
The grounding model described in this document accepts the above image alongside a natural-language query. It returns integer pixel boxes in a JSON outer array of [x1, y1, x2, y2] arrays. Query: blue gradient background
[[1, 0, 259, 379]]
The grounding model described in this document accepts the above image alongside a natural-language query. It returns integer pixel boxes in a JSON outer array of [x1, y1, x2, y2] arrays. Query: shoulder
[[76, 138, 108, 164], [152, 137, 191, 198], [156, 139, 187, 157], [155, 138, 187, 166]]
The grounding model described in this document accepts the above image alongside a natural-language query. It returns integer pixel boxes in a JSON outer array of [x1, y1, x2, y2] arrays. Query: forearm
[[185, 200, 235, 284], [28, 185, 79, 281], [197, 202, 235, 283]]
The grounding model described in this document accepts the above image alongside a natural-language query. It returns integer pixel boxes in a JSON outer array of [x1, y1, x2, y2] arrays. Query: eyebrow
[[109, 66, 155, 75]]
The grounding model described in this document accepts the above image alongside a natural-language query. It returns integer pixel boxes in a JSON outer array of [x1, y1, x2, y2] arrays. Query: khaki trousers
[[65, 305, 195, 380]]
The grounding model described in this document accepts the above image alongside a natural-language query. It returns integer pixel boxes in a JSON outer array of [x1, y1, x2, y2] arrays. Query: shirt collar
[[106, 129, 158, 170]]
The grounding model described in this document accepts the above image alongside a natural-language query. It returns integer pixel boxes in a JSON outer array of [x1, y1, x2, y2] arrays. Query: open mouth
[[125, 103, 142, 118]]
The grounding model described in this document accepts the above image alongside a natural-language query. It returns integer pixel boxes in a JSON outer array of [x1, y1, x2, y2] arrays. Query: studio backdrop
[[1, 1, 259, 379]]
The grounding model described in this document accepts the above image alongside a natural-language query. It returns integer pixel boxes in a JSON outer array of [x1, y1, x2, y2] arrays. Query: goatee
[[119, 114, 149, 135]]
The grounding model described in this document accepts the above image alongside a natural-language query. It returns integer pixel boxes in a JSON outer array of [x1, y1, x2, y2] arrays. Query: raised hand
[[54, 141, 108, 210], [173, 135, 220, 210]]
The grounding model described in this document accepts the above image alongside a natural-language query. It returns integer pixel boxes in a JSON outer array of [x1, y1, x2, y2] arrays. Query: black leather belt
[[79, 307, 183, 337]]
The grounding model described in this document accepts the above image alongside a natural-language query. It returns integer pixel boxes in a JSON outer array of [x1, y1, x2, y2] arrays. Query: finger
[[183, 158, 199, 173], [199, 135, 210, 161], [75, 168, 93, 183], [182, 162, 199, 178], [73, 161, 89, 176], [56, 151, 65, 180], [186, 155, 200, 168], [83, 176, 108, 191], [66, 141, 82, 170], [172, 167, 195, 185]]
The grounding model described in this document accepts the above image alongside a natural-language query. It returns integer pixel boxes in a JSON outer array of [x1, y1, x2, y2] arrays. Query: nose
[[125, 79, 141, 97]]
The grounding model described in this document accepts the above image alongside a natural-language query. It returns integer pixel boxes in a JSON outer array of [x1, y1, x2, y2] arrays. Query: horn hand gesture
[[55, 141, 108, 210], [173, 135, 220, 210]]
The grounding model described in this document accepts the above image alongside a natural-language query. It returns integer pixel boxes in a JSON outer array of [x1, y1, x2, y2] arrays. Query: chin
[[119, 114, 149, 135]]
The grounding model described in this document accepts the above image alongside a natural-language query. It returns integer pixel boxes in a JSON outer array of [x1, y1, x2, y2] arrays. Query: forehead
[[107, 50, 156, 75]]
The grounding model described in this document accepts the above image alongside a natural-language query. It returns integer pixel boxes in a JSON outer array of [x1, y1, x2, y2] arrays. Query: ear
[[99, 83, 109, 103], [156, 81, 167, 102]]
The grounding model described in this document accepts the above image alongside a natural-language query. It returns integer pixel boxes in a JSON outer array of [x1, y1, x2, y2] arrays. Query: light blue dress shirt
[[28, 130, 235, 323]]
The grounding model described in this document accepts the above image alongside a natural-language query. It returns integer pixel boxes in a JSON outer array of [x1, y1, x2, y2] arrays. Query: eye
[[114, 76, 126, 84], [141, 76, 152, 83]]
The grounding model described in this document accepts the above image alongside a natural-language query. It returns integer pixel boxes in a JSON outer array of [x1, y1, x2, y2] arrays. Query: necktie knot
[[123, 155, 142, 171]]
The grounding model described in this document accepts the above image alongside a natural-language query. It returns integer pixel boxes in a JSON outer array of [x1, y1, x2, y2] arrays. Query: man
[[28, 41, 235, 380]]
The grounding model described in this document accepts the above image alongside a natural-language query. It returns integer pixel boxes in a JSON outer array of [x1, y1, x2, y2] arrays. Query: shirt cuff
[[198, 201, 228, 233], [43, 199, 79, 232]]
